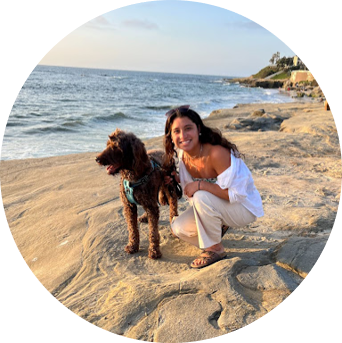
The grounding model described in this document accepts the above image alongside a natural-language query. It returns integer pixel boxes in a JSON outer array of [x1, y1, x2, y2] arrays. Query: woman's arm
[[184, 180, 230, 201], [183, 145, 231, 200]]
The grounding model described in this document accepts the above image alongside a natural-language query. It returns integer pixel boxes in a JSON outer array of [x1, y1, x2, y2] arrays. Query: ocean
[[1, 65, 295, 160]]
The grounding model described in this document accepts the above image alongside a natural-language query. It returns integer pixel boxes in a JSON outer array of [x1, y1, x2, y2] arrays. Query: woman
[[163, 105, 264, 269]]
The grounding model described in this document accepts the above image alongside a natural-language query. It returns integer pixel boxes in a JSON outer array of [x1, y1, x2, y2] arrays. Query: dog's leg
[[158, 187, 168, 206], [123, 202, 139, 254], [143, 205, 162, 259], [166, 186, 179, 224], [169, 197, 178, 225]]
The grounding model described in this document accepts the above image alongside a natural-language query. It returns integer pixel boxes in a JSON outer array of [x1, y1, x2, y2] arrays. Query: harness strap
[[123, 179, 139, 206], [124, 160, 161, 206]]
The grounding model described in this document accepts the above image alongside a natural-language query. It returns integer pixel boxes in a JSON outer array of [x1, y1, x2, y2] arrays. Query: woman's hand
[[185, 180, 230, 201], [184, 181, 200, 198]]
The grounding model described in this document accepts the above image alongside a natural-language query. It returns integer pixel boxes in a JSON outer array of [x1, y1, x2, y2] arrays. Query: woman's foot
[[190, 250, 227, 269], [190, 243, 226, 268]]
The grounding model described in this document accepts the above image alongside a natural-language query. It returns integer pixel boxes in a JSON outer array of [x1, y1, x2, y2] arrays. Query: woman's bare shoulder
[[209, 145, 231, 173], [210, 144, 231, 158]]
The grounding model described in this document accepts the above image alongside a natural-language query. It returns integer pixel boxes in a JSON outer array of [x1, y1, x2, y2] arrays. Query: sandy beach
[[1, 101, 340, 342]]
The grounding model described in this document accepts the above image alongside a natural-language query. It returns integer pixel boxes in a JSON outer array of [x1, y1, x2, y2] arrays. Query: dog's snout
[[95, 156, 100, 163]]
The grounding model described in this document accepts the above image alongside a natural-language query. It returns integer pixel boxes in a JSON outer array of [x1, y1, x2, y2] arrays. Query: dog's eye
[[107, 140, 117, 147]]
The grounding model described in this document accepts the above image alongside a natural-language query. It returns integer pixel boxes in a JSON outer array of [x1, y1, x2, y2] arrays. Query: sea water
[[1, 65, 295, 160]]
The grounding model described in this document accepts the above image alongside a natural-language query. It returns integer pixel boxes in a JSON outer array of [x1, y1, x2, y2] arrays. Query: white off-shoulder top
[[178, 150, 264, 217]]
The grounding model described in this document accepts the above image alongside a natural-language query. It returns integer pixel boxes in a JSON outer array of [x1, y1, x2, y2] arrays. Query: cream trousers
[[171, 190, 257, 249]]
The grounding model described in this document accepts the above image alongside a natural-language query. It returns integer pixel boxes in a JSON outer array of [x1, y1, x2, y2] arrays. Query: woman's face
[[170, 116, 200, 153]]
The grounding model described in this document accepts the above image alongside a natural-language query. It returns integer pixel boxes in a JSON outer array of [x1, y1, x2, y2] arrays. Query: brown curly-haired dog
[[95, 129, 179, 259]]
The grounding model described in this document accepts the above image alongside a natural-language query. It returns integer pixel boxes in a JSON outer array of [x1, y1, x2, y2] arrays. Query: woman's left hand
[[184, 181, 200, 198]]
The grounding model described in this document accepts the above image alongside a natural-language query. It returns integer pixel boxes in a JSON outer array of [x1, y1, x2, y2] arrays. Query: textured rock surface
[[1, 102, 340, 342]]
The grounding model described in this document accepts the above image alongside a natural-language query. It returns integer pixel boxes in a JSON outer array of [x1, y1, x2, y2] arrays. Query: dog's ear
[[108, 128, 123, 141], [131, 137, 149, 171], [119, 133, 149, 171]]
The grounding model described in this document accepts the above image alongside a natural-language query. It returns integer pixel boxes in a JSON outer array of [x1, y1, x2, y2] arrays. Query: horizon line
[[37, 63, 245, 79]]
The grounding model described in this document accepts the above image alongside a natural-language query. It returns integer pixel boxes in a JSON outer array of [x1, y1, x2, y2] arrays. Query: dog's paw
[[138, 214, 148, 223], [148, 248, 162, 259], [125, 244, 139, 254]]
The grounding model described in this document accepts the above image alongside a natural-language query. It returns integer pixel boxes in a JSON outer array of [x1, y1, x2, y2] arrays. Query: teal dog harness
[[123, 160, 160, 206]]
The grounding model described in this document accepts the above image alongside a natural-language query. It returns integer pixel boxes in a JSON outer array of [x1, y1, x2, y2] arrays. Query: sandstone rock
[[251, 109, 265, 117], [225, 114, 284, 131], [1, 101, 339, 342], [236, 263, 303, 312], [237, 264, 302, 292], [276, 237, 328, 277], [153, 294, 222, 343], [230, 77, 285, 88]]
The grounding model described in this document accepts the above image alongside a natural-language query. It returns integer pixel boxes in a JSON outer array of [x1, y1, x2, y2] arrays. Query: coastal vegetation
[[252, 53, 308, 80], [230, 52, 323, 99]]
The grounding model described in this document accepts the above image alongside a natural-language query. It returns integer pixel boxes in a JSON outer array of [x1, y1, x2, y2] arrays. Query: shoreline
[[7, 66, 296, 162], [0, 99, 323, 163], [1, 101, 341, 341]]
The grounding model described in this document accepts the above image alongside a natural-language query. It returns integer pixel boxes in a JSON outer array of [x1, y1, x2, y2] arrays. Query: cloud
[[225, 21, 267, 31], [84, 15, 114, 30], [122, 19, 159, 30]]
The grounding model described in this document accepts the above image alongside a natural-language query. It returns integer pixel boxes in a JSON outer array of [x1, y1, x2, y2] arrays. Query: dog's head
[[95, 128, 149, 175]]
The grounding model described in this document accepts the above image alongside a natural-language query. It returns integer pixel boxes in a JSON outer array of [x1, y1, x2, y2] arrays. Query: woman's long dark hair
[[163, 107, 242, 169]]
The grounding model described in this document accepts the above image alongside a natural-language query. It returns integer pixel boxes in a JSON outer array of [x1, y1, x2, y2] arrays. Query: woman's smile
[[179, 139, 192, 146], [171, 117, 200, 154]]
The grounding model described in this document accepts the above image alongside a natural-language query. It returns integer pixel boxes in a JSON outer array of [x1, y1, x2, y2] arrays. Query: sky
[[39, 1, 295, 77]]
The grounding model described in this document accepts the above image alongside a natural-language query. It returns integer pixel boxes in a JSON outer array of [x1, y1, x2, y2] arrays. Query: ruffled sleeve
[[216, 153, 251, 204]]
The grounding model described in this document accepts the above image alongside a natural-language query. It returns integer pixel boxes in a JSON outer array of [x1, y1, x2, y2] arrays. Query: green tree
[[270, 52, 281, 65]]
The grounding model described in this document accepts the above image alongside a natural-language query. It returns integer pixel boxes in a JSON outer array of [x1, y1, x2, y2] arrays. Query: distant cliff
[[226, 77, 285, 88]]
